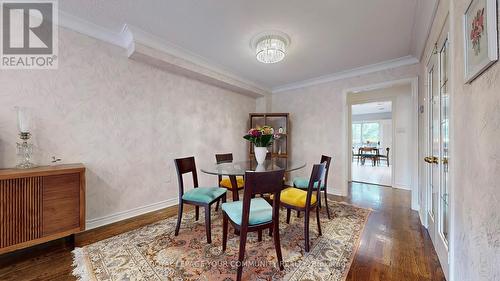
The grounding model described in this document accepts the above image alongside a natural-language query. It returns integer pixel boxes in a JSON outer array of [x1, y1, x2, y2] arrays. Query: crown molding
[[271, 56, 419, 93], [57, 12, 270, 98], [123, 24, 270, 97], [59, 11, 130, 48], [57, 11, 420, 97]]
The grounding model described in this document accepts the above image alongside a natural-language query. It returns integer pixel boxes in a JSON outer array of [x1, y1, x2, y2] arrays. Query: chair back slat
[[240, 169, 285, 228], [320, 155, 332, 187], [243, 170, 285, 196], [174, 156, 199, 196], [215, 153, 233, 182], [305, 163, 326, 209], [215, 153, 233, 163]]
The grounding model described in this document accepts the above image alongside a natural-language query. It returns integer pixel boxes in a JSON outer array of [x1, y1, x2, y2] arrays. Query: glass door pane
[[439, 38, 450, 243]]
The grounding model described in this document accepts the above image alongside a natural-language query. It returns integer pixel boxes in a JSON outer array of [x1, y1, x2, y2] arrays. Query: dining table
[[201, 158, 307, 201], [358, 147, 380, 166]]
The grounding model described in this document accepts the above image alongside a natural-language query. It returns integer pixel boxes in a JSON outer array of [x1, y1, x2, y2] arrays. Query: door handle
[[424, 156, 439, 164]]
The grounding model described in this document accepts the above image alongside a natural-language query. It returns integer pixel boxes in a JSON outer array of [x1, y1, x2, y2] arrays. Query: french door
[[425, 23, 450, 280]]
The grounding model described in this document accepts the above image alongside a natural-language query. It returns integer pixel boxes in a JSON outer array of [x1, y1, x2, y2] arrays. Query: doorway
[[351, 101, 393, 186]]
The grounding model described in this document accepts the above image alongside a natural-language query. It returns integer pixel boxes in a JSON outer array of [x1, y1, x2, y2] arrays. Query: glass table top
[[201, 158, 306, 176]]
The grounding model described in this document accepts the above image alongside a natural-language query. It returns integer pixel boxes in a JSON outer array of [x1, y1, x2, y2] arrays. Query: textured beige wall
[[0, 28, 255, 223], [420, 0, 500, 279], [271, 64, 419, 196]]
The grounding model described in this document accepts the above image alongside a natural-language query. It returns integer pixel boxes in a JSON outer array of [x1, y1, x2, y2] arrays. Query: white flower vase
[[254, 146, 267, 165], [255, 164, 266, 172]]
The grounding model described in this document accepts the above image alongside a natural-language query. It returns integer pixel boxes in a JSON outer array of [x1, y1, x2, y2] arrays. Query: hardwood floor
[[351, 162, 392, 186], [338, 183, 445, 281], [0, 183, 445, 281]]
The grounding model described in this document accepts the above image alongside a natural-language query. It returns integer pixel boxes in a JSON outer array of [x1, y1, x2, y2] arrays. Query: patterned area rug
[[72, 200, 370, 281]]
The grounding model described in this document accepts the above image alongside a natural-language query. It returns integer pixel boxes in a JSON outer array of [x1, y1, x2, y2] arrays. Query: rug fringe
[[72, 247, 94, 281]]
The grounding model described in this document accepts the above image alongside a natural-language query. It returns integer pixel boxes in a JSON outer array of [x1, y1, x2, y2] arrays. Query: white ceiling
[[352, 101, 392, 115], [59, 0, 433, 90]]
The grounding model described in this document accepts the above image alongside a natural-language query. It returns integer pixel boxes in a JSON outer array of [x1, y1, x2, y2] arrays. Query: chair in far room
[[174, 156, 227, 244], [214, 153, 245, 210], [377, 147, 390, 167], [352, 147, 362, 164]]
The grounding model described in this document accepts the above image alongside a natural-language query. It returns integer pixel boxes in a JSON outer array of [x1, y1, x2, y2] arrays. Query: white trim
[[328, 189, 347, 197], [57, 11, 423, 98], [411, 0, 440, 60], [272, 56, 419, 93], [57, 12, 270, 97], [393, 185, 412, 191], [463, 0, 499, 83], [85, 198, 178, 230], [125, 24, 271, 95], [58, 11, 130, 49], [410, 77, 420, 212], [419, 206, 428, 228]]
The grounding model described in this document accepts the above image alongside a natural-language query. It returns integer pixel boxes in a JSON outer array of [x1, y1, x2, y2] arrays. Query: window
[[352, 122, 380, 147], [352, 123, 362, 146]]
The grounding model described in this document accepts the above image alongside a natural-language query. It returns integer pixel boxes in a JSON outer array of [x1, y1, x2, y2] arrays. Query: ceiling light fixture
[[251, 31, 290, 64]]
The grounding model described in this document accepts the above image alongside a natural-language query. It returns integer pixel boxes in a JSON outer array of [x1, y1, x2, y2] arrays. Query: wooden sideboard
[[0, 164, 85, 254]]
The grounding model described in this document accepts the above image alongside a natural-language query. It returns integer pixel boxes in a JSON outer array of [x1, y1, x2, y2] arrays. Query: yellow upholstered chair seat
[[220, 177, 244, 189], [272, 187, 317, 208]]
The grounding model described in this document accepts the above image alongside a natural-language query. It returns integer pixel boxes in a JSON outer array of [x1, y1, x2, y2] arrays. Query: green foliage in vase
[[243, 126, 278, 147]]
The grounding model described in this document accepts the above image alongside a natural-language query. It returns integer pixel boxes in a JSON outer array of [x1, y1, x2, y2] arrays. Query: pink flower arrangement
[[244, 126, 277, 147]]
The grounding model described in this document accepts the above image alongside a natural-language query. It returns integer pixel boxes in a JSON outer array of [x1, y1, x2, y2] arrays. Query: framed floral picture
[[463, 0, 498, 83]]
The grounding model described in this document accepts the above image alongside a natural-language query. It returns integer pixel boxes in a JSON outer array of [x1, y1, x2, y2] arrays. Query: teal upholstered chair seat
[[182, 187, 227, 204], [293, 177, 325, 190], [221, 198, 272, 226]]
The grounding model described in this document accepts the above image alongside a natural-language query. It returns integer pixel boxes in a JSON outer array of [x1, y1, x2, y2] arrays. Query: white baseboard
[[85, 198, 178, 230], [328, 189, 347, 197], [419, 209, 428, 228], [393, 184, 411, 191]]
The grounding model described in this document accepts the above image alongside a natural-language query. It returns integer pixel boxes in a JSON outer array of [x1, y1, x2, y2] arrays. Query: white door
[[425, 26, 450, 280]]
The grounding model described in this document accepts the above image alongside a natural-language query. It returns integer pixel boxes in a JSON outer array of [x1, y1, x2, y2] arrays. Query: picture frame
[[463, 0, 498, 83]]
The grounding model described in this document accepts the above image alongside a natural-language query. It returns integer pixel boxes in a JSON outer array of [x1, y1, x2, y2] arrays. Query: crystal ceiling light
[[251, 31, 290, 64]]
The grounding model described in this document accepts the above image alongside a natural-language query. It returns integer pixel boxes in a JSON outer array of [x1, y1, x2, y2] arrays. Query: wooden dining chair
[[377, 147, 390, 167], [221, 169, 285, 281], [352, 147, 361, 164], [293, 155, 332, 219], [360, 147, 377, 166], [215, 153, 244, 203], [174, 156, 227, 244], [276, 163, 326, 252]]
